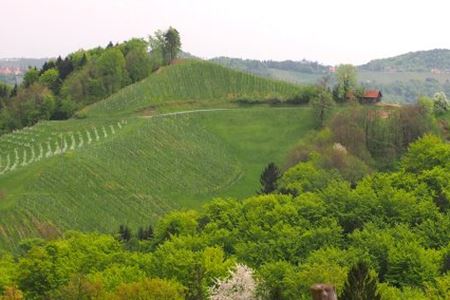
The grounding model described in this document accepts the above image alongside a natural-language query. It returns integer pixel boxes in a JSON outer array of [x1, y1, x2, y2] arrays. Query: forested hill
[[360, 49, 450, 72], [210, 57, 330, 82]]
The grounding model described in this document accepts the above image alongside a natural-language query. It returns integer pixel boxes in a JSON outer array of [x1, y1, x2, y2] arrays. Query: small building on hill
[[361, 89, 382, 104]]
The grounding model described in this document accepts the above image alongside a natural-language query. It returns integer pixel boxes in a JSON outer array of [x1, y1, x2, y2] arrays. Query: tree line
[[0, 27, 181, 135]]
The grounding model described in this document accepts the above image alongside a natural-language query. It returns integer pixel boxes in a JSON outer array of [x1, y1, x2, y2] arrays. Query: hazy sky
[[1, 0, 449, 65]]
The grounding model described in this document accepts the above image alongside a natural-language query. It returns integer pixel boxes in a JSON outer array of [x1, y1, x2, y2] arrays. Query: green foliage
[[340, 261, 381, 300], [96, 48, 128, 94], [310, 86, 335, 128], [124, 40, 152, 82], [0, 254, 17, 294], [163, 27, 182, 64], [333, 64, 358, 102], [257, 261, 298, 299], [23, 68, 39, 88], [154, 210, 199, 244], [111, 278, 185, 300], [385, 242, 440, 287], [151, 238, 234, 300], [401, 134, 450, 173], [38, 68, 60, 94], [418, 96, 434, 115], [277, 161, 341, 196]]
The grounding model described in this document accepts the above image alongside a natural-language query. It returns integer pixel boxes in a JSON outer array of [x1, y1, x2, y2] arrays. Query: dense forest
[[0, 28, 181, 135]]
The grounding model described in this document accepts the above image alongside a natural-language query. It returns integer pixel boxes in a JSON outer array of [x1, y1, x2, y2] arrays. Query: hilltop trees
[[163, 27, 182, 64], [149, 27, 182, 67], [123, 38, 153, 82], [0, 29, 184, 135], [96, 47, 128, 94]]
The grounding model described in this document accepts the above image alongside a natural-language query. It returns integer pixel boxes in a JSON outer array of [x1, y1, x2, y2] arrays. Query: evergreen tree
[[145, 224, 154, 240], [55, 57, 74, 81], [137, 224, 154, 241], [118, 225, 132, 242], [79, 53, 88, 68], [137, 227, 145, 240], [10, 84, 18, 97], [259, 162, 281, 194], [340, 261, 381, 300]]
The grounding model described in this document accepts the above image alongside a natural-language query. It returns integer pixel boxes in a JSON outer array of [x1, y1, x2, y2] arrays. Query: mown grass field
[[0, 61, 315, 249]]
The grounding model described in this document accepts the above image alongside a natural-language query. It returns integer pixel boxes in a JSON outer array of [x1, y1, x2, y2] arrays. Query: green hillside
[[84, 60, 303, 117], [0, 60, 314, 249], [360, 49, 450, 72]]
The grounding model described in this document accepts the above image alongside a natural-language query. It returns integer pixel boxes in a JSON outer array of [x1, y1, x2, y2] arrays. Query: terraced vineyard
[[0, 119, 127, 176], [0, 61, 314, 249]]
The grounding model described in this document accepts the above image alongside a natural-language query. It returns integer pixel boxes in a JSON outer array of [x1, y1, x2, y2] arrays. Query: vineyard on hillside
[[84, 60, 304, 117], [0, 119, 127, 176], [0, 108, 313, 249]]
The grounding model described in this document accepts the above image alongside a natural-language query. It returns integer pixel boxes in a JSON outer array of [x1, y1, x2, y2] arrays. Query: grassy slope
[[84, 60, 303, 117], [0, 61, 314, 248]]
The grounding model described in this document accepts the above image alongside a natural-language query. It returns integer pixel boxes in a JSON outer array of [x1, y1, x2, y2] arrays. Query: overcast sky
[[1, 0, 449, 65]]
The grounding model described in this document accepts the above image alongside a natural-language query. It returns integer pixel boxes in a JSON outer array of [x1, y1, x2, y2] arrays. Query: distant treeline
[[360, 49, 450, 72], [210, 57, 330, 77]]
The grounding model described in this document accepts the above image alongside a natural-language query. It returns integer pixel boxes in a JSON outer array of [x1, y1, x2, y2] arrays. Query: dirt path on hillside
[[139, 106, 308, 119], [143, 108, 235, 118]]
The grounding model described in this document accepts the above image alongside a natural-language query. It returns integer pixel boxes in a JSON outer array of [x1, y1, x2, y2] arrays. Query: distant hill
[[209, 52, 450, 103], [210, 57, 330, 84], [359, 49, 450, 72]]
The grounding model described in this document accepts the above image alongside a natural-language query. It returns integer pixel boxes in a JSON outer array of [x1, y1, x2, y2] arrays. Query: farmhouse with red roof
[[361, 89, 382, 104]]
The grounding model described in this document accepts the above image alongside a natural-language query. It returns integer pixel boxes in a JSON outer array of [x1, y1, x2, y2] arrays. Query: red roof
[[363, 89, 382, 99]]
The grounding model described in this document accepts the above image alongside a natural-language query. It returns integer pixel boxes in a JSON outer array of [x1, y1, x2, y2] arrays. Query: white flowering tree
[[433, 92, 449, 115], [209, 264, 260, 300]]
